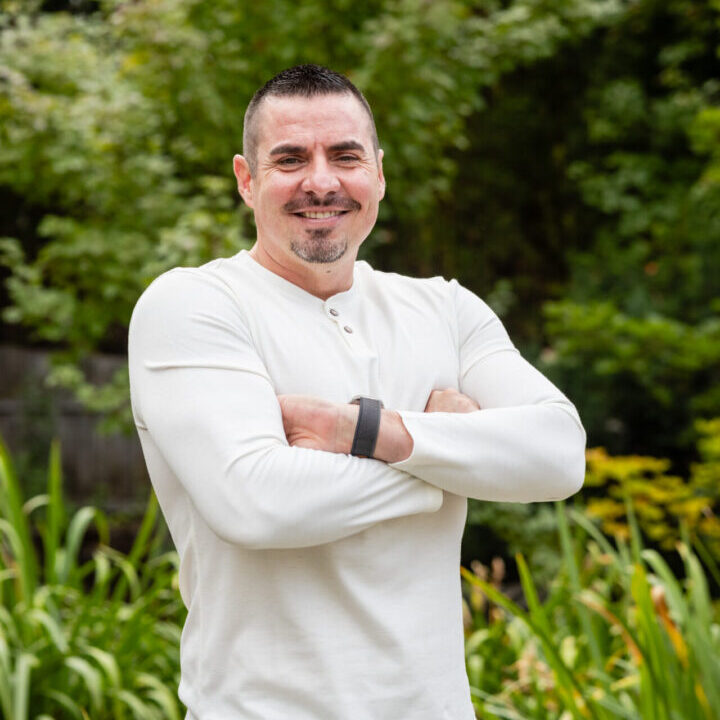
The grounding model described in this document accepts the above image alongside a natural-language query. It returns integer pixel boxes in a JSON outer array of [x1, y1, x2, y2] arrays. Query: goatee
[[291, 230, 348, 264]]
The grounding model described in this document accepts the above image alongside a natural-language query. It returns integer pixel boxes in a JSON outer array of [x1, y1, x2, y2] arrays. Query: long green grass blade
[[0, 634, 14, 720], [676, 543, 720, 714], [515, 553, 551, 638], [0, 519, 32, 603], [0, 606, 19, 645], [566, 507, 620, 560], [103, 547, 141, 602], [112, 688, 158, 720], [623, 491, 643, 566], [0, 436, 38, 602], [127, 492, 159, 568], [82, 645, 121, 688], [25, 608, 68, 653], [136, 673, 181, 720], [470, 687, 530, 719], [44, 440, 65, 586], [679, 543, 711, 628], [13, 653, 39, 720], [558, 502, 607, 674], [90, 550, 112, 602], [640, 550, 686, 622], [43, 690, 83, 720], [65, 656, 103, 714], [688, 532, 720, 590], [111, 492, 159, 603], [630, 563, 675, 718], [575, 588, 647, 668], [61, 508, 109, 585], [22, 495, 49, 517]]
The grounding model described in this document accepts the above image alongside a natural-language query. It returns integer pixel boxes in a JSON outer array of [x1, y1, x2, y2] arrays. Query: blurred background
[[0, 1, 719, 718]]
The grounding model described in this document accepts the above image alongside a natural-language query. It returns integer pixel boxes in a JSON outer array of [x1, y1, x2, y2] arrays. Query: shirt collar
[[234, 249, 362, 308]]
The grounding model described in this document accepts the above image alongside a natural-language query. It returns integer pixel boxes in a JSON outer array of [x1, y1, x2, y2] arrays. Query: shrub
[[463, 500, 720, 719], [0, 437, 185, 720]]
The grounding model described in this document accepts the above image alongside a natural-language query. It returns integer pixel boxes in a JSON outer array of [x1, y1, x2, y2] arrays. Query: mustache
[[283, 195, 361, 213]]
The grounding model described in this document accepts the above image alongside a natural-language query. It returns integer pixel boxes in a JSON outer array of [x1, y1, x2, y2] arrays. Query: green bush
[[4, 435, 718, 718], [0, 0, 626, 431], [0, 437, 185, 720], [463, 501, 720, 719]]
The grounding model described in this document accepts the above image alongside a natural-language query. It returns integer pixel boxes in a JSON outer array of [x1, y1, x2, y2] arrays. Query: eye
[[278, 156, 303, 166], [336, 154, 359, 163]]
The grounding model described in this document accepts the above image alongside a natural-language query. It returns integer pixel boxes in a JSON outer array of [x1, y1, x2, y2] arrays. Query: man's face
[[234, 93, 385, 266]]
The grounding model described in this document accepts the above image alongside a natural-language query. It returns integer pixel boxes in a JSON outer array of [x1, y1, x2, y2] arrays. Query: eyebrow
[[328, 141, 366, 153], [269, 144, 306, 156], [269, 140, 367, 156]]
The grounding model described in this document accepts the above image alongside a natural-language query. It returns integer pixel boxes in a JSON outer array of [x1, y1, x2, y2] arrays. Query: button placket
[[324, 301, 361, 349]]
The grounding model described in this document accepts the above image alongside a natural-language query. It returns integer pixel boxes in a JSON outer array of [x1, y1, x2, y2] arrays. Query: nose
[[300, 155, 341, 195]]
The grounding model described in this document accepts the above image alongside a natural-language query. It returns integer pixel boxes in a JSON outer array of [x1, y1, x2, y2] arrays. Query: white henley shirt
[[128, 249, 586, 720]]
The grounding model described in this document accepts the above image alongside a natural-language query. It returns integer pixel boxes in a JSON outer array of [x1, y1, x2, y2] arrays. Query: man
[[128, 64, 585, 720]]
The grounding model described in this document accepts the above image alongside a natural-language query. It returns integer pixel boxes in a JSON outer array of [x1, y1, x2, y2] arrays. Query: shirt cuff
[[388, 410, 434, 474]]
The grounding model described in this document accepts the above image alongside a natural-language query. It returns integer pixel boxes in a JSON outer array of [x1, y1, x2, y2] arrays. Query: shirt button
[[329, 308, 339, 316], [344, 325, 353, 333]]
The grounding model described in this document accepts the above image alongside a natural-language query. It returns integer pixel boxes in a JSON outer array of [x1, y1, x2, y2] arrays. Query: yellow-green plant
[[583, 418, 720, 568], [462, 498, 720, 719], [0, 436, 185, 720]]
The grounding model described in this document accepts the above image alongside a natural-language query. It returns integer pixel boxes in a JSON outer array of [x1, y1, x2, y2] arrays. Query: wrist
[[373, 409, 413, 464], [336, 403, 360, 454], [339, 402, 414, 462]]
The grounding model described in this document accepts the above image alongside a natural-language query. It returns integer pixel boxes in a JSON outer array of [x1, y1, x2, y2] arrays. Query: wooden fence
[[0, 344, 149, 513]]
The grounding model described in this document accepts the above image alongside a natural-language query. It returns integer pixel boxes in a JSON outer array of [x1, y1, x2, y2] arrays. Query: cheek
[[257, 183, 295, 212], [347, 176, 378, 203]]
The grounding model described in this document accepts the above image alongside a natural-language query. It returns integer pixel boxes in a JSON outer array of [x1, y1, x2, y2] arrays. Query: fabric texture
[[128, 250, 586, 720]]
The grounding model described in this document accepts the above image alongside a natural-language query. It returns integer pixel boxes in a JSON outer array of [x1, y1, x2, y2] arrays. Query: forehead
[[255, 94, 373, 153]]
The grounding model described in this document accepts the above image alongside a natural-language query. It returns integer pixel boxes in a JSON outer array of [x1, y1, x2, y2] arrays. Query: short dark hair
[[242, 64, 379, 175]]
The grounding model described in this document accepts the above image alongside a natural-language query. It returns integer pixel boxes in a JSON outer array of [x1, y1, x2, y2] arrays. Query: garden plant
[[1, 437, 718, 719], [0, 438, 185, 720]]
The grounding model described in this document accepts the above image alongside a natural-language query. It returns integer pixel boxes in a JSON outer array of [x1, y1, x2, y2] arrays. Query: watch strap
[[349, 397, 383, 458]]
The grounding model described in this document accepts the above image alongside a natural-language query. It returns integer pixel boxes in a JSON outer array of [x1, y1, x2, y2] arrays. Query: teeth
[[299, 211, 343, 219]]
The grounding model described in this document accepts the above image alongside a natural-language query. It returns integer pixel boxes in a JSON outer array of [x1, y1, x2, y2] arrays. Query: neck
[[248, 242, 356, 300]]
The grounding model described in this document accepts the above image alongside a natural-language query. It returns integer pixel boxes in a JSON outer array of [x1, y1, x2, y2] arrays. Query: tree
[[542, 0, 720, 461], [0, 0, 626, 430]]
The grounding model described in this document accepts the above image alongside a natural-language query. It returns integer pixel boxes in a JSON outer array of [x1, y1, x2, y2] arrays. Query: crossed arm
[[279, 349, 586, 506], [129, 270, 586, 551], [279, 388, 479, 463]]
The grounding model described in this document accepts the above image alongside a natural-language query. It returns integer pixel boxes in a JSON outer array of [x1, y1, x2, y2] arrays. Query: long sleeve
[[389, 279, 586, 502], [128, 269, 443, 550]]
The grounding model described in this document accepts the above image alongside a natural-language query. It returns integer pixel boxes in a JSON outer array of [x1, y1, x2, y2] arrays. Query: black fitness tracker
[[349, 396, 384, 458]]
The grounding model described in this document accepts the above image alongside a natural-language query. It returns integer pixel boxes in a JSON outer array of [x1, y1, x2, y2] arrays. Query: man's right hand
[[424, 388, 480, 414]]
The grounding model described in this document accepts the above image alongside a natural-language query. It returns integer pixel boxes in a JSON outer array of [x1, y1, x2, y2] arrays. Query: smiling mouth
[[294, 210, 349, 219]]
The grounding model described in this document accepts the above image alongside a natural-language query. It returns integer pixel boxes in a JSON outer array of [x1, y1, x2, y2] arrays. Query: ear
[[233, 154, 254, 208], [377, 148, 386, 202]]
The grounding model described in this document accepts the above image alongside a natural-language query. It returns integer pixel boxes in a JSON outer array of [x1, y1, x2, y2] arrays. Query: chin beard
[[290, 230, 348, 264]]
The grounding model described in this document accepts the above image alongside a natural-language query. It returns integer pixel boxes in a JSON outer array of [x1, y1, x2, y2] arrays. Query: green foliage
[[466, 499, 568, 588], [463, 501, 720, 719], [0, 0, 716, 468], [0, 0, 626, 430], [0, 436, 185, 719], [3, 3, 720, 629], [583, 418, 720, 560], [540, 0, 720, 457], [2, 436, 717, 719], [543, 300, 720, 454]]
